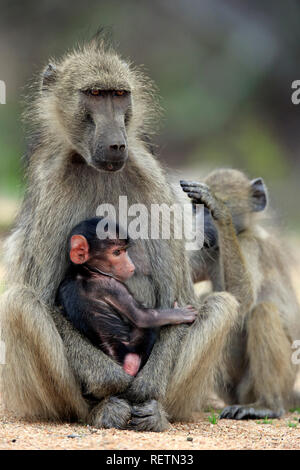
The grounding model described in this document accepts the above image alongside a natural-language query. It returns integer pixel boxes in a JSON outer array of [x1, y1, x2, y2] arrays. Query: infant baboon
[[57, 217, 197, 376], [0, 36, 239, 431], [181, 169, 300, 419]]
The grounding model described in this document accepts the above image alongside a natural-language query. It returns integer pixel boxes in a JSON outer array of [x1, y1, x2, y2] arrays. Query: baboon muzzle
[[92, 133, 128, 172]]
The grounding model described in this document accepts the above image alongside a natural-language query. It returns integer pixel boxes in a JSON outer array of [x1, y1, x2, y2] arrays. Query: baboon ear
[[70, 235, 90, 264], [42, 63, 57, 90], [250, 177, 267, 212]]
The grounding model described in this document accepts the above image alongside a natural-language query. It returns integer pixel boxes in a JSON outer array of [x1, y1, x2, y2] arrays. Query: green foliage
[[256, 417, 273, 425], [0, 1, 300, 229], [208, 411, 219, 425], [190, 116, 288, 181], [0, 103, 24, 196], [287, 421, 298, 428], [289, 407, 300, 414]]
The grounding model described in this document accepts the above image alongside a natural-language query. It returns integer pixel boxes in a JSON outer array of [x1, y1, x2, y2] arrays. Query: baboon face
[[42, 52, 134, 173], [73, 89, 131, 172]]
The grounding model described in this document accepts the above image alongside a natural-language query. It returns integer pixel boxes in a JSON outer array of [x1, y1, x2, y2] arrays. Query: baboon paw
[[88, 396, 131, 429], [129, 400, 170, 432], [180, 180, 225, 221], [219, 404, 282, 420]]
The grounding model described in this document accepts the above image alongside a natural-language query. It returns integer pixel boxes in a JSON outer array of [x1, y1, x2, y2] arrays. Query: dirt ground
[[0, 404, 300, 450], [1, 202, 300, 450]]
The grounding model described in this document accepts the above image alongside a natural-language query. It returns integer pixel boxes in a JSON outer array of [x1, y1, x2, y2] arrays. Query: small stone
[[187, 436, 193, 442], [67, 434, 80, 439]]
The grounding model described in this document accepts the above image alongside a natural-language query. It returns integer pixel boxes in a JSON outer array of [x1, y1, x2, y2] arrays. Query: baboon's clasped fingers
[[180, 180, 218, 216]]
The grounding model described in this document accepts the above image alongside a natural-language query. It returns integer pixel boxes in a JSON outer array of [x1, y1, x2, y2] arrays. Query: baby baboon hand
[[173, 304, 198, 324], [180, 180, 230, 222]]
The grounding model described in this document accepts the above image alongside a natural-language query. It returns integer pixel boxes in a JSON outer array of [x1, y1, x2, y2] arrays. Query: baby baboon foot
[[88, 396, 131, 429], [219, 404, 283, 420], [129, 400, 170, 432]]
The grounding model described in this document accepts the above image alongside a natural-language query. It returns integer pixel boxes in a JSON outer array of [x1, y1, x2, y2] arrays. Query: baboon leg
[[164, 293, 239, 422], [126, 292, 239, 425], [220, 302, 296, 420], [125, 291, 238, 429], [126, 293, 239, 429], [0, 286, 88, 421], [88, 396, 131, 430], [51, 307, 134, 399]]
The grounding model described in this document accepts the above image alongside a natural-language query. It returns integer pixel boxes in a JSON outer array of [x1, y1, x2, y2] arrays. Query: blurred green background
[[1, 0, 300, 231]]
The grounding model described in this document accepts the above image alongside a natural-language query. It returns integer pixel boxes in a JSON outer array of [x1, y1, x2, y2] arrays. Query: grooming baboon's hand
[[180, 180, 231, 223]]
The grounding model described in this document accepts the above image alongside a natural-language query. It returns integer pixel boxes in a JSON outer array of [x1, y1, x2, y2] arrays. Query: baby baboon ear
[[42, 63, 57, 90], [250, 177, 267, 212], [70, 235, 90, 264]]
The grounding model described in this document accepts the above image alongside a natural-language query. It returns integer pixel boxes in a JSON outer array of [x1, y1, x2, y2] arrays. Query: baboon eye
[[90, 89, 101, 96], [114, 90, 126, 97]]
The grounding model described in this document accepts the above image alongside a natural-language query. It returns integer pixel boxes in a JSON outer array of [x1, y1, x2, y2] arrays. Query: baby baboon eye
[[114, 90, 127, 97]]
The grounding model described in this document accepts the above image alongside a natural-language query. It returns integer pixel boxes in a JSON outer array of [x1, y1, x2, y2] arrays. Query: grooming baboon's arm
[[181, 181, 255, 315]]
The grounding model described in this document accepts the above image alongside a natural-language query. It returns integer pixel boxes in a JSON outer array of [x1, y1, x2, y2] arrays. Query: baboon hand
[[129, 400, 170, 432], [180, 180, 230, 222], [173, 304, 198, 324]]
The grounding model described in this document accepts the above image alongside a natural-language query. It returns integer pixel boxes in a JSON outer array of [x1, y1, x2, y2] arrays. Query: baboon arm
[[52, 309, 133, 399], [101, 288, 170, 328], [216, 221, 255, 316], [180, 180, 255, 313], [102, 290, 195, 328]]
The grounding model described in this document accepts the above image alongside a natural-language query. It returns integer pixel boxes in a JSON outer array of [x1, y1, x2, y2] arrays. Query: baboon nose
[[109, 144, 126, 153]]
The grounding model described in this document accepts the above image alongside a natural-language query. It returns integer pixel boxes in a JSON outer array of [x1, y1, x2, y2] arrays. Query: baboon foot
[[129, 400, 170, 432], [88, 396, 131, 429], [219, 404, 283, 420]]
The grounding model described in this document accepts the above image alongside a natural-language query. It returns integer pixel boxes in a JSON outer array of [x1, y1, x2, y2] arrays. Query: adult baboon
[[0, 38, 238, 431], [181, 169, 300, 419]]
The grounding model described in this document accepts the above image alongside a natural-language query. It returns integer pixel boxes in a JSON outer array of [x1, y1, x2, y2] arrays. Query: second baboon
[[0, 38, 239, 431], [181, 169, 300, 419]]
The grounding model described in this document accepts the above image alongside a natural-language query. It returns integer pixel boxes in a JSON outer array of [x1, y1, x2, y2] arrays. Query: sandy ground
[[0, 404, 300, 450], [1, 199, 300, 450]]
